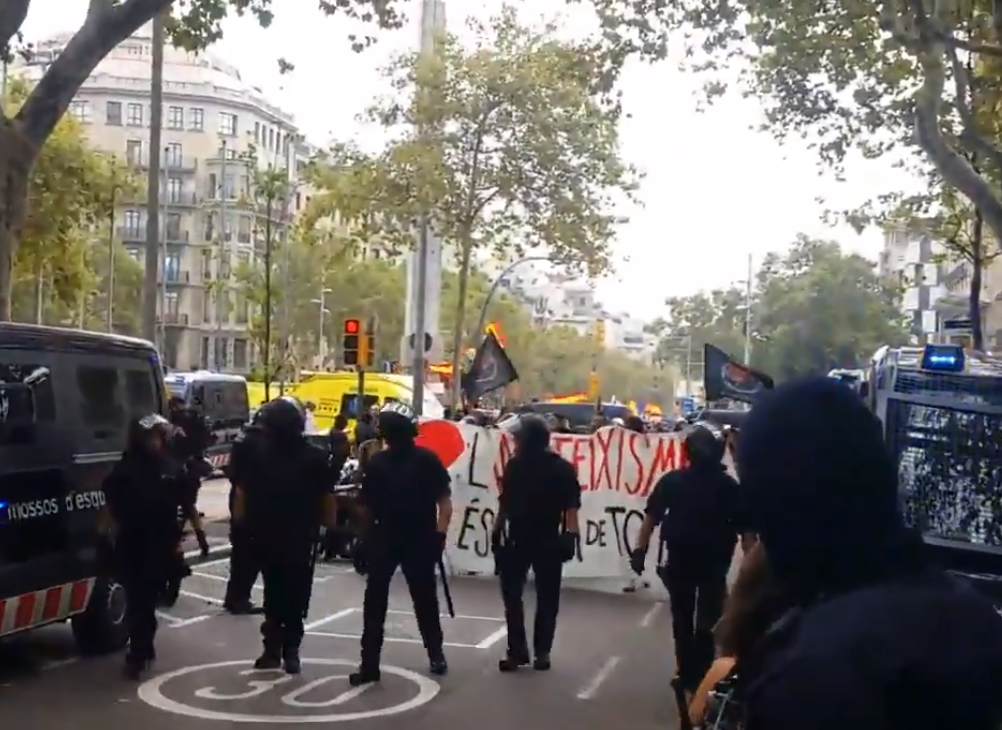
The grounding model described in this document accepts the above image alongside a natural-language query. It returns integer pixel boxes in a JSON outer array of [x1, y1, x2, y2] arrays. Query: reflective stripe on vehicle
[[0, 578, 96, 637]]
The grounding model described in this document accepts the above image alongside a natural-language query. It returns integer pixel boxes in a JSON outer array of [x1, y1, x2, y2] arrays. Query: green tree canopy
[[657, 236, 909, 382]]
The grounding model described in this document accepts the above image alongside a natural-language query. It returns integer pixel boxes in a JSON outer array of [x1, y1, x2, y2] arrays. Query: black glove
[[629, 546, 646, 576], [195, 528, 210, 558], [352, 542, 368, 576], [558, 532, 579, 563]]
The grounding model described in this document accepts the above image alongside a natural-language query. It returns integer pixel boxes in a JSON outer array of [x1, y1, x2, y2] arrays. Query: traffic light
[[343, 318, 361, 366]]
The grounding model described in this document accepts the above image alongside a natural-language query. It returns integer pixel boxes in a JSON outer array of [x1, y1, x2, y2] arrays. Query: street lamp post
[[743, 253, 752, 364], [312, 287, 333, 366], [473, 256, 550, 348]]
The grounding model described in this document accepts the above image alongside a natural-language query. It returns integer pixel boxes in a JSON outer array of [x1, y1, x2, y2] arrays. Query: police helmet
[[128, 413, 173, 450], [256, 396, 306, 435], [377, 400, 417, 438], [511, 413, 551, 451]]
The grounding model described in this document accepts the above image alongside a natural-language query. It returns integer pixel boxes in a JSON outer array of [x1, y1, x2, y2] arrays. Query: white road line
[[386, 609, 504, 622], [156, 610, 183, 626], [172, 615, 214, 628], [474, 626, 508, 649], [38, 657, 79, 672], [179, 589, 225, 606], [639, 602, 663, 628], [191, 556, 231, 570], [307, 631, 477, 649], [303, 607, 355, 631], [182, 543, 232, 561], [576, 656, 621, 700]]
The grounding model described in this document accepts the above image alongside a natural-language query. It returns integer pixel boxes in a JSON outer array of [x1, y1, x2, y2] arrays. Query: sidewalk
[[198, 477, 231, 523]]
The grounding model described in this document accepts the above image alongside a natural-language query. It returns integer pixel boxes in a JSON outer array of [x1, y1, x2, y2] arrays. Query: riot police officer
[[350, 402, 453, 686], [231, 397, 335, 674], [629, 425, 742, 695], [100, 414, 209, 679], [224, 411, 266, 614], [492, 415, 580, 672]]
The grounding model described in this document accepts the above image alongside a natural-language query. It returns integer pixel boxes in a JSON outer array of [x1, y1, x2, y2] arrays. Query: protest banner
[[414, 422, 697, 587]]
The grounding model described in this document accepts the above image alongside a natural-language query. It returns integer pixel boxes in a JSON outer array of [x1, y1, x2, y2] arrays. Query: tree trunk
[[0, 118, 34, 321], [449, 237, 473, 409], [970, 207, 985, 351]]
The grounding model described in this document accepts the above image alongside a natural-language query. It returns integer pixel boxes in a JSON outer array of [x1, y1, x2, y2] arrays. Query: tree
[[0, 0, 408, 321], [657, 236, 909, 382], [326, 6, 640, 407], [593, 0, 1002, 349]]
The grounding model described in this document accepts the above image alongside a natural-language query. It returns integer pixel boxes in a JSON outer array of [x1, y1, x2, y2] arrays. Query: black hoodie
[[736, 377, 1002, 730]]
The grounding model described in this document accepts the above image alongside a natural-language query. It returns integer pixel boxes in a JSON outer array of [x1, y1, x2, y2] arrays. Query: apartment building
[[879, 226, 947, 341], [16, 25, 314, 372]]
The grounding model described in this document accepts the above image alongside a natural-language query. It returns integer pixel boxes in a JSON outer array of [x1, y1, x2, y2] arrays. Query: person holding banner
[[492, 415, 581, 672]]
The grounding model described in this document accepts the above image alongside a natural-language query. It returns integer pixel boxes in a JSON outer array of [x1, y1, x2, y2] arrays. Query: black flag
[[703, 344, 774, 403], [461, 331, 519, 402]]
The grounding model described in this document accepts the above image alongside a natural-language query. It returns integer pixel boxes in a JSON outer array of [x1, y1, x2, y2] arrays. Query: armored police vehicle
[[0, 323, 167, 652], [164, 371, 249, 471], [869, 344, 1002, 600]]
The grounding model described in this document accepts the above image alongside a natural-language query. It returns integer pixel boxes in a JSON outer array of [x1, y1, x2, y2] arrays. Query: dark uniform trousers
[[499, 541, 563, 656], [225, 523, 261, 606], [119, 540, 174, 659], [260, 544, 316, 650], [659, 549, 729, 689], [361, 537, 443, 667]]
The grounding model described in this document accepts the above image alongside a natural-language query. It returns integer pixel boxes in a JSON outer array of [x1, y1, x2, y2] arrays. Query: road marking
[[576, 656, 621, 700], [38, 657, 79, 672], [639, 602, 662, 628], [191, 571, 264, 591], [386, 609, 504, 622], [179, 589, 225, 606], [138, 658, 440, 722], [191, 556, 232, 570], [474, 626, 508, 649], [156, 611, 183, 626], [172, 615, 214, 628], [182, 543, 232, 561], [303, 608, 355, 632], [306, 631, 478, 649]]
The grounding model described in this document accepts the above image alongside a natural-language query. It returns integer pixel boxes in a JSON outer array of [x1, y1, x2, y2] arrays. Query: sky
[[20, 0, 919, 321]]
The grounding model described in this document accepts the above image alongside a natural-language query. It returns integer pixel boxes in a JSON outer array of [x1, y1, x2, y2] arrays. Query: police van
[[164, 371, 249, 471], [869, 344, 1002, 602], [0, 323, 167, 652]]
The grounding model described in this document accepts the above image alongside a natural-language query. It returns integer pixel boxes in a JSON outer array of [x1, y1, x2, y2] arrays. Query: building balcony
[[127, 154, 199, 174], [164, 270, 198, 285], [119, 191, 200, 207], [157, 312, 190, 326], [118, 226, 144, 243], [164, 229, 191, 244]]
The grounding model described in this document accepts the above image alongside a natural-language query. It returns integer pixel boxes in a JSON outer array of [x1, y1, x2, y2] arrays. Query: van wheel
[[71, 577, 128, 655]]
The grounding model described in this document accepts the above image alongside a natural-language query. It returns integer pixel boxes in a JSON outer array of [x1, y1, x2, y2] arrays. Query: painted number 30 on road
[[138, 659, 440, 723]]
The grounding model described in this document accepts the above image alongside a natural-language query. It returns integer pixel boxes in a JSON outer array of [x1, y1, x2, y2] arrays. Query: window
[[126, 102, 143, 126], [237, 216, 251, 243], [254, 122, 260, 144], [234, 339, 248, 370], [219, 251, 232, 279], [167, 177, 183, 204], [165, 211, 182, 240], [76, 366, 125, 430], [207, 173, 218, 200], [126, 139, 143, 165], [106, 101, 122, 125], [164, 291, 180, 318], [235, 292, 248, 324], [189, 107, 204, 131], [214, 339, 228, 368], [164, 142, 182, 167], [339, 393, 379, 418], [0, 361, 55, 446], [123, 369, 158, 421], [167, 105, 184, 129], [222, 174, 236, 200], [200, 337, 210, 369], [126, 247, 141, 263], [201, 249, 212, 279], [268, 127, 274, 150], [219, 112, 237, 137], [69, 100, 91, 123], [123, 209, 142, 237]]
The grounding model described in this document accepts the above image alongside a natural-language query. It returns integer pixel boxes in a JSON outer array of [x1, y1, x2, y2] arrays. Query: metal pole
[[142, 11, 165, 342], [743, 253, 752, 364], [279, 133, 294, 395], [318, 288, 327, 363], [214, 139, 227, 369], [263, 182, 273, 402], [685, 335, 692, 396], [160, 155, 169, 350], [107, 178, 116, 332], [473, 255, 549, 347]]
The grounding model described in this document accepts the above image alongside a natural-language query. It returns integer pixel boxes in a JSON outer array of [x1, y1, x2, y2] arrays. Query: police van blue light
[[921, 344, 965, 373]]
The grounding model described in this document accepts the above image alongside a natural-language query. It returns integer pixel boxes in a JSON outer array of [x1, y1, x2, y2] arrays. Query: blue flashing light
[[921, 344, 965, 373]]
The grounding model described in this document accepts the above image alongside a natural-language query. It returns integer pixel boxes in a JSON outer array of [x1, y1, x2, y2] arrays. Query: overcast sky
[[21, 0, 919, 319]]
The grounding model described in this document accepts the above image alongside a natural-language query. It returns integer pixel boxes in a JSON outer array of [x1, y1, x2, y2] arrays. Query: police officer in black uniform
[[100, 414, 209, 679], [224, 410, 267, 614], [350, 402, 452, 686], [231, 397, 334, 673], [629, 425, 742, 695], [492, 415, 580, 672]]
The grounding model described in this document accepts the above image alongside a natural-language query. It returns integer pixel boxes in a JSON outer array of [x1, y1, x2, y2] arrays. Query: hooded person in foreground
[[735, 377, 1002, 730], [350, 402, 453, 686]]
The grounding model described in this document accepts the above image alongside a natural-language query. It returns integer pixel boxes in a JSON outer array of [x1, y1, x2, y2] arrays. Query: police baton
[[302, 532, 322, 619], [437, 557, 456, 618]]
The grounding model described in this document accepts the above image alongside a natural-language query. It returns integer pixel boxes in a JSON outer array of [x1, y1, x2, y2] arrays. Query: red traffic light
[[343, 318, 360, 335]]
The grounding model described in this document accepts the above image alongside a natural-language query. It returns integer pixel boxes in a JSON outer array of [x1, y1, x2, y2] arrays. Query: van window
[[124, 368, 159, 420], [77, 365, 126, 428], [340, 393, 379, 418], [0, 361, 55, 445]]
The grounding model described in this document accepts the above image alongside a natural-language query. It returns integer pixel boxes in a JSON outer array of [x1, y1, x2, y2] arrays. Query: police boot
[[282, 646, 302, 675], [348, 666, 381, 687], [498, 647, 530, 672], [122, 651, 152, 680], [532, 653, 552, 671], [255, 623, 283, 670], [428, 649, 448, 676]]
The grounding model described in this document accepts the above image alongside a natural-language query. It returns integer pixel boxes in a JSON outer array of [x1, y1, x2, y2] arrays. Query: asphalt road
[[0, 551, 680, 730]]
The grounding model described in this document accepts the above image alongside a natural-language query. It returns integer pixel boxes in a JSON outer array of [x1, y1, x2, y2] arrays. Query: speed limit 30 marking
[[137, 658, 440, 722]]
